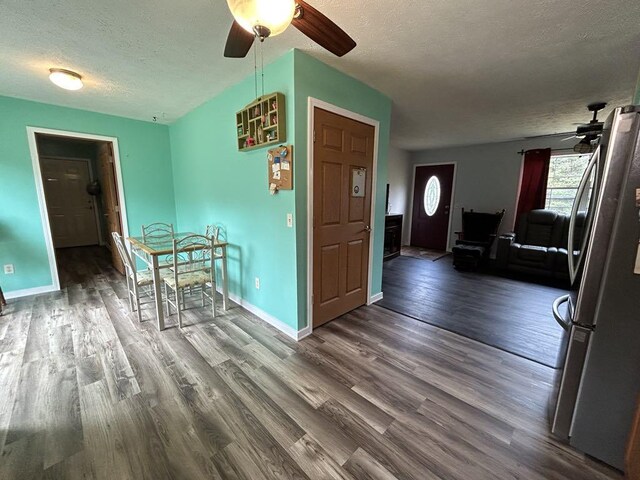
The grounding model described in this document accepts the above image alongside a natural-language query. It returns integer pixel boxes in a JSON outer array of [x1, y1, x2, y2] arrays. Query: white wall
[[387, 145, 412, 244], [408, 135, 572, 251]]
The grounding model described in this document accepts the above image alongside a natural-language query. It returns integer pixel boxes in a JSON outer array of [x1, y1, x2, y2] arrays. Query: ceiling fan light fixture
[[227, 0, 296, 38], [49, 68, 83, 90], [574, 137, 594, 154]]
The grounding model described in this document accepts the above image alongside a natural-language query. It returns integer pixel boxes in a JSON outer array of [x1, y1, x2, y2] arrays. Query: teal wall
[[2, 49, 391, 333], [169, 51, 299, 330], [293, 50, 392, 327], [0, 95, 175, 293], [169, 50, 391, 331]]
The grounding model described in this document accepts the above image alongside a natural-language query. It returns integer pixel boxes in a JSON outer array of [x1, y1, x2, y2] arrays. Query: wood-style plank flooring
[[380, 255, 568, 368], [0, 247, 621, 479]]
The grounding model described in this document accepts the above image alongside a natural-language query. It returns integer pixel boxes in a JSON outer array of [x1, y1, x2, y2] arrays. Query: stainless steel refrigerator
[[550, 105, 640, 470]]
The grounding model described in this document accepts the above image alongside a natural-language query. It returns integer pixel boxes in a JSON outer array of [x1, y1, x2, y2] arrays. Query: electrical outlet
[[286, 213, 293, 228], [4, 264, 14, 275], [255, 277, 260, 289]]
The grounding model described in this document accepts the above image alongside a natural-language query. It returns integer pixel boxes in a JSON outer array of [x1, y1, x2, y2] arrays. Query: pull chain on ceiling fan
[[224, 0, 356, 58]]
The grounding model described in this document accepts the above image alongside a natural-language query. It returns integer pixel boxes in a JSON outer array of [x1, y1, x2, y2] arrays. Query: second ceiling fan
[[224, 0, 356, 58]]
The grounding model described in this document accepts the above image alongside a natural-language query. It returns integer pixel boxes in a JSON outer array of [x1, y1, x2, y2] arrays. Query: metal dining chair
[[140, 222, 175, 265], [205, 224, 220, 242], [141, 222, 174, 240], [164, 234, 216, 328], [112, 232, 155, 322]]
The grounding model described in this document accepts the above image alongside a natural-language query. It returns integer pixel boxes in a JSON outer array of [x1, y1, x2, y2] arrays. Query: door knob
[[364, 225, 371, 232]]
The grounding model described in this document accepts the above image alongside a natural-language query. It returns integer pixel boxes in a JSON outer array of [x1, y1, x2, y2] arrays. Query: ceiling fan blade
[[291, 0, 356, 57], [561, 135, 578, 141], [224, 21, 254, 58]]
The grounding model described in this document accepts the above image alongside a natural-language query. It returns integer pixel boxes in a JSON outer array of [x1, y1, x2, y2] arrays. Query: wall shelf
[[236, 92, 286, 152]]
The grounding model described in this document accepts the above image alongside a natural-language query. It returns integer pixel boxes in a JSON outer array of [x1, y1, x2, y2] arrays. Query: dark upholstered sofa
[[496, 209, 584, 280]]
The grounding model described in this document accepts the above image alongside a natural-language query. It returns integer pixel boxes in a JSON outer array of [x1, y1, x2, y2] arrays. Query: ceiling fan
[[562, 102, 607, 153], [224, 0, 356, 58]]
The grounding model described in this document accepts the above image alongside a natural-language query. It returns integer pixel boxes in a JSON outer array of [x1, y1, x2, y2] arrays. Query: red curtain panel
[[515, 148, 552, 224]]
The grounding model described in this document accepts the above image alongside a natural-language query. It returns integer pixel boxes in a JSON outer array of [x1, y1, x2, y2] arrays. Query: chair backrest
[[461, 209, 505, 243], [171, 234, 214, 282], [142, 222, 174, 241], [516, 209, 566, 247], [111, 232, 134, 273], [205, 224, 220, 244]]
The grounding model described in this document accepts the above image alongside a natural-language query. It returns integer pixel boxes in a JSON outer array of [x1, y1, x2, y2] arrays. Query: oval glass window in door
[[423, 176, 441, 216]]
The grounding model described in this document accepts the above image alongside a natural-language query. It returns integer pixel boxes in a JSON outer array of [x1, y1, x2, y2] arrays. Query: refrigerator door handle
[[553, 294, 571, 331], [568, 146, 600, 284]]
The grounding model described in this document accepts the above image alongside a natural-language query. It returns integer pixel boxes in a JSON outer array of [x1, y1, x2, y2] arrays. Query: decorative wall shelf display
[[267, 145, 293, 194], [236, 92, 286, 151]]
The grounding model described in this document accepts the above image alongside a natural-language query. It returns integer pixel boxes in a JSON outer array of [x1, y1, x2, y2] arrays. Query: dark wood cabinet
[[384, 214, 403, 261]]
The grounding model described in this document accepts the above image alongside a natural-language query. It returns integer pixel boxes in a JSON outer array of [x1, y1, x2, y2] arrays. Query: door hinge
[[311, 294, 314, 305], [114, 205, 120, 213], [313, 130, 316, 143]]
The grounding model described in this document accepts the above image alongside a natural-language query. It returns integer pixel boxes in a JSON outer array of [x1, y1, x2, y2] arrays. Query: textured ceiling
[[1, 0, 639, 149]]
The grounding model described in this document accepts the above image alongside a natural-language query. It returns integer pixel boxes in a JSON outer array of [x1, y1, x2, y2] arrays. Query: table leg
[[151, 255, 165, 330], [221, 245, 228, 311]]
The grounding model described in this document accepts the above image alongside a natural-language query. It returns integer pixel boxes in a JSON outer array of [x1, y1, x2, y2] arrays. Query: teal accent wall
[[292, 50, 392, 328], [2, 49, 390, 333], [0, 95, 175, 293], [169, 51, 299, 330]]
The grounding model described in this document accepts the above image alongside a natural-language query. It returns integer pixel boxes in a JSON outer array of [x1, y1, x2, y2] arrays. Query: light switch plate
[[4, 264, 14, 275], [286, 213, 293, 228]]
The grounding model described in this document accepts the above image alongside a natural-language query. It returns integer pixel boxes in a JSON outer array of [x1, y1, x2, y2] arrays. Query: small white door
[[41, 158, 99, 248]]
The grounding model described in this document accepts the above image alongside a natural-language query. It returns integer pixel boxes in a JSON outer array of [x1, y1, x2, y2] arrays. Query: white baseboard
[[369, 292, 384, 304], [220, 288, 310, 341], [296, 324, 313, 340], [4, 284, 58, 300]]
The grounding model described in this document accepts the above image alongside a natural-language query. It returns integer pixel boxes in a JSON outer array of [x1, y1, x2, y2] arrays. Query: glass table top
[[128, 232, 226, 255]]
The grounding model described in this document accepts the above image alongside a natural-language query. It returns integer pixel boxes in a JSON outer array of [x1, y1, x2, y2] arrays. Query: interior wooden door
[[410, 164, 455, 250], [313, 108, 375, 328], [41, 158, 99, 248], [98, 142, 125, 274]]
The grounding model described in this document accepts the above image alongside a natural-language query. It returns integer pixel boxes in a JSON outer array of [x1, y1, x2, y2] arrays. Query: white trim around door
[[407, 162, 457, 252], [26, 126, 130, 295], [306, 97, 380, 334]]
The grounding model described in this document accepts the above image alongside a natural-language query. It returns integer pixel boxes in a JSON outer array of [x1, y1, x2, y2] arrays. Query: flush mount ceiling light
[[49, 68, 83, 91], [227, 0, 296, 39]]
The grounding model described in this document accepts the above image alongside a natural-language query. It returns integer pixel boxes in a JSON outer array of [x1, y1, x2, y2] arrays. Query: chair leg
[[125, 275, 134, 312], [177, 288, 183, 328], [211, 281, 216, 319], [165, 283, 170, 316], [135, 284, 142, 322]]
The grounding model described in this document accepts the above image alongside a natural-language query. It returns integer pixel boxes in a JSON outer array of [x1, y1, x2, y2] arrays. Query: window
[[423, 176, 440, 216], [544, 153, 591, 215]]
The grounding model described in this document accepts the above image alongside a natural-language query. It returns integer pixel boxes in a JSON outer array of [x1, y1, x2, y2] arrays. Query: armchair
[[452, 208, 505, 270]]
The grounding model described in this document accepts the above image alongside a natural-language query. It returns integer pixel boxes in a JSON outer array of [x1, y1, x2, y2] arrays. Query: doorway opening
[[29, 129, 127, 289]]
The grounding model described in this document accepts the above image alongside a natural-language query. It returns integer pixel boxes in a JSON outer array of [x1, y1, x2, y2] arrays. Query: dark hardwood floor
[[380, 255, 568, 368], [0, 248, 620, 479]]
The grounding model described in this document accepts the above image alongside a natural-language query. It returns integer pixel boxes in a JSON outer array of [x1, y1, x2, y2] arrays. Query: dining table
[[128, 232, 229, 330]]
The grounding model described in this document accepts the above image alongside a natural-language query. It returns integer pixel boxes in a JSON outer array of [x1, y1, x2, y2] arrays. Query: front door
[[410, 164, 455, 250], [313, 108, 375, 328], [98, 142, 125, 274], [41, 158, 100, 248]]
